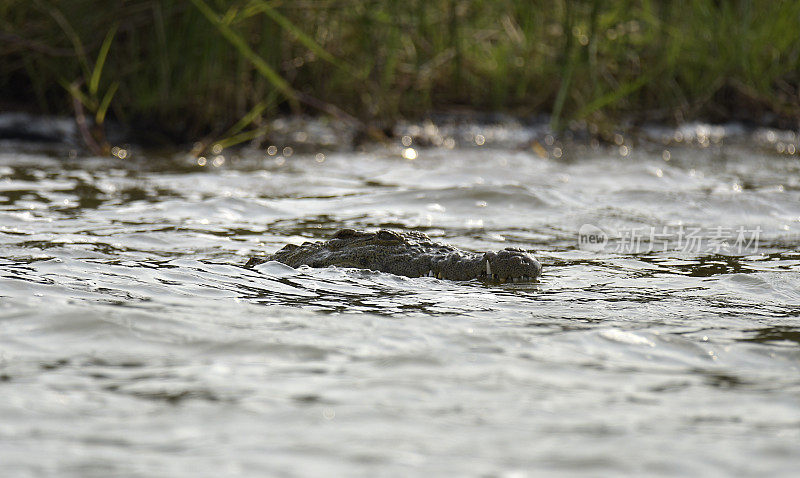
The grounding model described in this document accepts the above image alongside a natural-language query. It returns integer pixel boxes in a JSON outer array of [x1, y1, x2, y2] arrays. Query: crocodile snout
[[481, 249, 541, 283]]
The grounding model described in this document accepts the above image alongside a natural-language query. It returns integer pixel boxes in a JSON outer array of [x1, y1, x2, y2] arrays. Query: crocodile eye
[[333, 228, 358, 239], [376, 229, 402, 243]]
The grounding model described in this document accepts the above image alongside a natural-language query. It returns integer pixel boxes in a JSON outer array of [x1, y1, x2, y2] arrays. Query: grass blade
[[224, 91, 278, 138], [214, 125, 271, 150], [95, 81, 119, 124], [58, 78, 96, 111], [576, 73, 653, 119], [189, 0, 298, 110], [42, 0, 91, 80], [89, 24, 118, 97], [245, 0, 347, 71]]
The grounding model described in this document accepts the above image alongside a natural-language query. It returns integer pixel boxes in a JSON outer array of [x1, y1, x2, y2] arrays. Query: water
[[1, 122, 799, 477]]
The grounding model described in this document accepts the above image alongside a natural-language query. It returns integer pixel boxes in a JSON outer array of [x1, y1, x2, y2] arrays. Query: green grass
[[1, 0, 798, 148]]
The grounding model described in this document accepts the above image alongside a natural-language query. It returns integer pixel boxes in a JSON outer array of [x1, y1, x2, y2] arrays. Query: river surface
[[1, 120, 799, 477]]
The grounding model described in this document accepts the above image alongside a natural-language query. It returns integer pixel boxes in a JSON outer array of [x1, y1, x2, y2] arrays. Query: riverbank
[[2, 111, 798, 170], [2, 0, 799, 153]]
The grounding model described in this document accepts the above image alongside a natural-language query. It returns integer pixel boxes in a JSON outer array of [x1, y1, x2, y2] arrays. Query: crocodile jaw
[[421, 249, 541, 283]]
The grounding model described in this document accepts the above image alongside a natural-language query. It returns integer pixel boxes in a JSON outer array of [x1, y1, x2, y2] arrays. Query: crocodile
[[245, 228, 541, 283]]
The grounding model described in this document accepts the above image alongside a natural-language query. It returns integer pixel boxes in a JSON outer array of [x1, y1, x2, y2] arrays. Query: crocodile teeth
[[437, 272, 444, 279], [428, 270, 434, 277], [486, 261, 492, 276]]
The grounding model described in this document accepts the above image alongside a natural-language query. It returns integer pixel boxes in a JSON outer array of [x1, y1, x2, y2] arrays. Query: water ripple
[[0, 141, 799, 475]]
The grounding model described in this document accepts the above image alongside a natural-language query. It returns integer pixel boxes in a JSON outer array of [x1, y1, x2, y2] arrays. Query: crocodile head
[[248, 228, 542, 283]]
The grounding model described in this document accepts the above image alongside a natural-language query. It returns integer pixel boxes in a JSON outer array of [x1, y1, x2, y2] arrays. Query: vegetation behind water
[[2, 0, 799, 148]]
